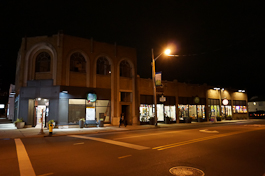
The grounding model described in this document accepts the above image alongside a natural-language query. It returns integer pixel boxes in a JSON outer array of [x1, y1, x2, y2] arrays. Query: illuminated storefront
[[139, 104, 153, 122], [139, 95, 176, 123], [165, 105, 176, 121], [208, 99, 220, 120], [233, 100, 247, 113], [178, 97, 206, 122], [68, 99, 111, 124], [221, 99, 232, 119]]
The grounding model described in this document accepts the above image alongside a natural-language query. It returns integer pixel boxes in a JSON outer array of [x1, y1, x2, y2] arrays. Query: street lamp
[[151, 49, 178, 126]]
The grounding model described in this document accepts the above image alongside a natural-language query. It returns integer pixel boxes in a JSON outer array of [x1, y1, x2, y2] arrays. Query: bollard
[[49, 123, 53, 136]]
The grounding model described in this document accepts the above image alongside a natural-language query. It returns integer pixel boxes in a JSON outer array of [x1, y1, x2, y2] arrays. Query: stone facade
[[14, 33, 248, 127], [15, 33, 137, 126]]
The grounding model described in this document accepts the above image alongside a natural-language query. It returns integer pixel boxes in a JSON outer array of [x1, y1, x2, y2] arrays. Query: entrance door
[[35, 105, 46, 128], [34, 99, 49, 128], [122, 105, 131, 125]]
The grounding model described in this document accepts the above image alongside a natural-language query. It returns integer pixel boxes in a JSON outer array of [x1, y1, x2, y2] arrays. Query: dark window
[[35, 52, 51, 72], [120, 92, 132, 102], [70, 52, 86, 73], [233, 100, 246, 106], [162, 96, 176, 105], [120, 60, 132, 77], [140, 95, 154, 104], [97, 57, 111, 75], [208, 99, 220, 105]]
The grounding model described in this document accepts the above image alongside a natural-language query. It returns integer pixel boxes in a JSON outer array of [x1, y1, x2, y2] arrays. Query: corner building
[[14, 34, 248, 127], [15, 34, 137, 127]]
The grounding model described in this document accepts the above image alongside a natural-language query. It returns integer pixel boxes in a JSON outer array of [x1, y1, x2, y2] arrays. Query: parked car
[[249, 110, 265, 119]]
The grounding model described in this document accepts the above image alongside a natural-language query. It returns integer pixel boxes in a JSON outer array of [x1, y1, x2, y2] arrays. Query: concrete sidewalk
[[0, 117, 257, 139]]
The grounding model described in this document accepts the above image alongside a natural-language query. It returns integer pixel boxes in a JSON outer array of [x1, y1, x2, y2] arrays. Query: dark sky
[[1, 0, 265, 98]]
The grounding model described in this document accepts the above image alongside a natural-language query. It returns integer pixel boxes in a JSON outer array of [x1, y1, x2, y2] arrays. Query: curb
[[1, 119, 263, 139]]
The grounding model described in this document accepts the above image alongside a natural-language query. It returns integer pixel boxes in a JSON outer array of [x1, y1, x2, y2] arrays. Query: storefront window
[[221, 106, 232, 116], [69, 99, 86, 124], [210, 105, 220, 118], [165, 105, 176, 121], [69, 99, 111, 124], [189, 105, 197, 119], [139, 104, 153, 122], [86, 101, 95, 121], [157, 104, 164, 121], [233, 106, 247, 113], [178, 105, 188, 120], [95, 100, 111, 122], [197, 105, 205, 118]]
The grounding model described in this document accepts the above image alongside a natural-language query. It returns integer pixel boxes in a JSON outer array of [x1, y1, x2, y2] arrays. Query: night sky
[[1, 0, 265, 98]]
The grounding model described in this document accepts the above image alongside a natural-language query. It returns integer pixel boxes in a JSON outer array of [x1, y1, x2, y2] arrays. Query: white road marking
[[73, 142, 84, 145], [244, 124, 265, 127], [68, 135, 150, 150], [118, 155, 132, 159], [38, 173, 54, 176], [14, 138, 36, 176], [113, 129, 190, 140], [199, 129, 219, 133]]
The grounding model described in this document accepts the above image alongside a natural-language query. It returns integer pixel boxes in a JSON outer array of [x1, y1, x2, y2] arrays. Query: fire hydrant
[[49, 123, 54, 136]]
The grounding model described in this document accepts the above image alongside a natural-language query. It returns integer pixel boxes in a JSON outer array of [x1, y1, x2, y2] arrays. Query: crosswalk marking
[[68, 135, 150, 150], [14, 138, 36, 176]]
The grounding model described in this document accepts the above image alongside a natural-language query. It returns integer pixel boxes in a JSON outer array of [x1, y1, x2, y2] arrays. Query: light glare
[[164, 49, 171, 55]]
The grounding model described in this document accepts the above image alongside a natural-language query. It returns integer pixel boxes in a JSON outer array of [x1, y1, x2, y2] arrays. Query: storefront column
[[206, 90, 209, 122], [231, 93, 234, 120]]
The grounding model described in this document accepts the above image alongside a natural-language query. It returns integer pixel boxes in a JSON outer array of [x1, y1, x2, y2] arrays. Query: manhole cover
[[169, 166, 204, 176]]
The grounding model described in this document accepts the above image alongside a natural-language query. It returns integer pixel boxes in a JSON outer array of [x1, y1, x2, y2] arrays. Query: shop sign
[[87, 93, 97, 103], [155, 72, 162, 86], [160, 95, 166, 102], [222, 99, 228, 105], [194, 97, 200, 104]]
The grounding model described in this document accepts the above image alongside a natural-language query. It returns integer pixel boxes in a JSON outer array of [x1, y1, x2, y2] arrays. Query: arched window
[[70, 52, 86, 73], [96, 57, 111, 75], [120, 60, 132, 77], [35, 52, 51, 72]]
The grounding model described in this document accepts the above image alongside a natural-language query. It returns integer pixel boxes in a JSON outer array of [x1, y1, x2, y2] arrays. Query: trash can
[[99, 120, 104, 127]]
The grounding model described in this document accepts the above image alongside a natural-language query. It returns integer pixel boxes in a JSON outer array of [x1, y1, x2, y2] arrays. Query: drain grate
[[169, 166, 205, 176]]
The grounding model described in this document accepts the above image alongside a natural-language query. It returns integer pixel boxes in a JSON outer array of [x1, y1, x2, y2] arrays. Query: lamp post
[[151, 49, 175, 126]]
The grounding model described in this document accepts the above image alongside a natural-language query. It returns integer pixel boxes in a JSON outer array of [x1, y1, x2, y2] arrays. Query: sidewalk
[[0, 117, 258, 139]]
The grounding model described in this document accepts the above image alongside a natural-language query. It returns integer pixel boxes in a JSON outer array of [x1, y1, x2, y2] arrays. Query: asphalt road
[[1, 121, 265, 176]]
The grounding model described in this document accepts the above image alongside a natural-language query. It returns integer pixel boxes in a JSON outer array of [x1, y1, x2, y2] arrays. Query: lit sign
[[0, 104, 4, 109], [87, 93, 97, 102], [222, 99, 228, 106], [155, 72, 162, 86], [194, 97, 200, 104], [160, 95, 166, 102]]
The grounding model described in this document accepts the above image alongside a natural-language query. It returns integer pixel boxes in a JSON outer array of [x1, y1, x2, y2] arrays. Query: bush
[[14, 118, 23, 124], [79, 118, 85, 121], [48, 120, 54, 124]]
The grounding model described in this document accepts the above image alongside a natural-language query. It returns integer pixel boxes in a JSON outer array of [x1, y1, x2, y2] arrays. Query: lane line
[[199, 129, 219, 133], [14, 138, 36, 176], [73, 142, 84, 145], [37, 173, 54, 176], [68, 135, 150, 150], [153, 128, 265, 151], [118, 155, 132, 159]]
